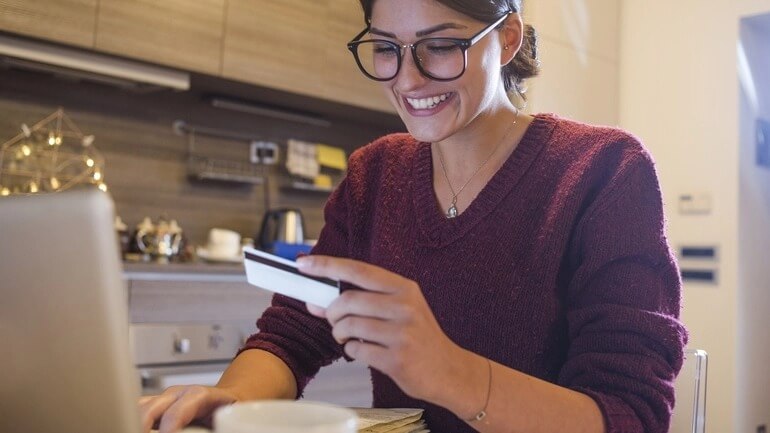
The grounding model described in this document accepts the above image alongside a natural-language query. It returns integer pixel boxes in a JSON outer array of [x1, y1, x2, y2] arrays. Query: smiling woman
[[139, 1, 687, 433], [353, 0, 539, 102]]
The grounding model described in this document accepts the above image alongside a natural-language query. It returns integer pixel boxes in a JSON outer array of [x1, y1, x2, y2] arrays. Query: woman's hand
[[138, 385, 238, 433], [297, 255, 476, 403]]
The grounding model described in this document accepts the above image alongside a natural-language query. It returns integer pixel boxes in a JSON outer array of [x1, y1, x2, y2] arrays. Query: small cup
[[214, 400, 357, 433], [206, 228, 241, 259]]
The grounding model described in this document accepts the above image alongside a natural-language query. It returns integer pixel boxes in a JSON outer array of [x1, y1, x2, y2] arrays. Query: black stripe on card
[[244, 251, 339, 288]]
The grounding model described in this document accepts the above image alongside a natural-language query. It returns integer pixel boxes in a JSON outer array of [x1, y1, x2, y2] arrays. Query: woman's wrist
[[424, 345, 492, 421]]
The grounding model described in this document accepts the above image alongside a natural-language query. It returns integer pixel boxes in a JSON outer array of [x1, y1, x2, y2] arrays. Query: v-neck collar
[[409, 113, 557, 248]]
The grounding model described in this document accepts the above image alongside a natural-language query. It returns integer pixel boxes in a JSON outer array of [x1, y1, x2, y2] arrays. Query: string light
[[1, 110, 104, 196]]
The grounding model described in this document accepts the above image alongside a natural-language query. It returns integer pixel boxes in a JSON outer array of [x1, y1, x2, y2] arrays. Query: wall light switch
[[678, 193, 712, 215]]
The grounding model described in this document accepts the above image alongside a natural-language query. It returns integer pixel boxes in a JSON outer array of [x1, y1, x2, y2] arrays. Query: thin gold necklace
[[435, 111, 518, 219]]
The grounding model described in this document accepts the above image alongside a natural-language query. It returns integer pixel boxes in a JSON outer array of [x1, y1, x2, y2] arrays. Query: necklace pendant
[[446, 203, 458, 219]]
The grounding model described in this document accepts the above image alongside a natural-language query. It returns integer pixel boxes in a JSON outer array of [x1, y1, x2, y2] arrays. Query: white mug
[[214, 400, 357, 433]]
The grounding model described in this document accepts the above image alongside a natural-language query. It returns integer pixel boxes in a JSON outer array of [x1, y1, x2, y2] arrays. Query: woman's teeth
[[406, 93, 450, 110]]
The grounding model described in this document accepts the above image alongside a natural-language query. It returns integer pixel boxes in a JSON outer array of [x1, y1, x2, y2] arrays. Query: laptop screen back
[[0, 189, 141, 433]]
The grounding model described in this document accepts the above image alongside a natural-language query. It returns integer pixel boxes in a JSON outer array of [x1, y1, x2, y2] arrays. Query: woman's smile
[[402, 92, 456, 116]]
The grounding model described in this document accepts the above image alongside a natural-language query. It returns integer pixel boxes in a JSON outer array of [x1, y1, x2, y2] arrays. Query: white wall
[[619, 1, 770, 432], [523, 0, 620, 126], [738, 13, 770, 433]]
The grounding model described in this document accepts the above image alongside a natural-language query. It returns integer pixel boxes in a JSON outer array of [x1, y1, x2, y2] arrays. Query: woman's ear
[[500, 13, 523, 66]]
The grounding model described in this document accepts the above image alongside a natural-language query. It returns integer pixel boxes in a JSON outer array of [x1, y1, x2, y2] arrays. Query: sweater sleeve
[[558, 149, 688, 433], [236, 177, 352, 396]]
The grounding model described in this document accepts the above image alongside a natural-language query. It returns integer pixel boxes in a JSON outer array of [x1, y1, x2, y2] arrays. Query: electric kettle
[[257, 208, 305, 251]]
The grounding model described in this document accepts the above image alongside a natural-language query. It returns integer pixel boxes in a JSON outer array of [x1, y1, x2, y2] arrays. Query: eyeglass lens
[[354, 39, 466, 80]]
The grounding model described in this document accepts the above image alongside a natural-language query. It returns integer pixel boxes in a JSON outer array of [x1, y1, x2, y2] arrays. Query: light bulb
[[29, 181, 38, 193], [86, 158, 95, 167], [98, 183, 108, 192], [48, 132, 56, 146], [93, 171, 102, 181], [50, 177, 60, 190], [21, 144, 31, 156], [54, 136, 62, 145], [0, 187, 9, 196]]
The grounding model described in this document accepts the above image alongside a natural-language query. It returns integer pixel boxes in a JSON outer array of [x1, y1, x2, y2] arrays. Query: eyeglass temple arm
[[349, 27, 370, 45], [468, 11, 513, 45]]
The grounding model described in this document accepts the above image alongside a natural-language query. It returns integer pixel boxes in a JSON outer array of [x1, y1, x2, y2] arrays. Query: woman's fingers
[[342, 339, 392, 370], [331, 314, 393, 346], [157, 387, 212, 433], [138, 386, 236, 433], [325, 290, 399, 326], [305, 302, 327, 318], [139, 389, 181, 433], [296, 255, 415, 295]]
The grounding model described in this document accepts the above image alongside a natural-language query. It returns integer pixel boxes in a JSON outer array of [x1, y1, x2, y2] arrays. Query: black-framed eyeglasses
[[347, 11, 511, 82]]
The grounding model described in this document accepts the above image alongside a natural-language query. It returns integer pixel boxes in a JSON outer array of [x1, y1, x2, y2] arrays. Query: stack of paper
[[353, 408, 429, 433], [286, 139, 320, 179], [285, 139, 347, 190]]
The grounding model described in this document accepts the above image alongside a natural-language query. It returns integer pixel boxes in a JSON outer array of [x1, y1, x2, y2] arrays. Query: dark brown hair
[[357, 0, 540, 100]]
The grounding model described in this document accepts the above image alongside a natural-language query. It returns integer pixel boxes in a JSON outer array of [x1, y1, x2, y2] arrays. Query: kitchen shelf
[[187, 155, 264, 185], [283, 180, 333, 193]]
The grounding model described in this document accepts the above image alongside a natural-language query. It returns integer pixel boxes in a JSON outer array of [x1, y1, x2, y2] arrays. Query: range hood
[[0, 34, 190, 91]]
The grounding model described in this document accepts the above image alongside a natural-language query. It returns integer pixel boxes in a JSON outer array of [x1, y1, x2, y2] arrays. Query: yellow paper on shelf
[[313, 174, 332, 189], [317, 144, 347, 170]]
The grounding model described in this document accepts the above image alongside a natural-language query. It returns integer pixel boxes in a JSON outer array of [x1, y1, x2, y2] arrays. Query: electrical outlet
[[250, 141, 279, 165], [678, 193, 712, 215], [757, 424, 767, 433]]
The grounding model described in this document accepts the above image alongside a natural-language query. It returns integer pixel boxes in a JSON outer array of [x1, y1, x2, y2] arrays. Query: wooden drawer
[[128, 278, 273, 325]]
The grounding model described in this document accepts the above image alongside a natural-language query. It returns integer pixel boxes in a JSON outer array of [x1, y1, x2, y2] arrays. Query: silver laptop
[[0, 189, 142, 433]]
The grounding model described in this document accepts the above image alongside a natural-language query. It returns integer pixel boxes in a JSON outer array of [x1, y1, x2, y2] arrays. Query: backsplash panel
[[0, 67, 404, 246]]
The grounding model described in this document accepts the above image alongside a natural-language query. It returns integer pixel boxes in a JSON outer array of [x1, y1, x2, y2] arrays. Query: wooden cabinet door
[[95, 0, 225, 75], [0, 0, 97, 48], [222, 0, 327, 100], [323, 0, 394, 113]]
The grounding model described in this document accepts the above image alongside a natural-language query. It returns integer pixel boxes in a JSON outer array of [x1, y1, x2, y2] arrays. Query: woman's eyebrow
[[369, 22, 468, 38]]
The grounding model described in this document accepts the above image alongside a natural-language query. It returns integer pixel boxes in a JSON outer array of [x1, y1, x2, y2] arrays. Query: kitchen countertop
[[123, 261, 246, 282]]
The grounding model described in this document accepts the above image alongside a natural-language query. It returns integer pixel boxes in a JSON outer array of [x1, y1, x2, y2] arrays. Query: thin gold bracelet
[[466, 358, 492, 422]]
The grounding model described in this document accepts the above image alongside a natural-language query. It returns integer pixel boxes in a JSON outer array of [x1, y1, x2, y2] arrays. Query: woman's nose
[[393, 49, 430, 90]]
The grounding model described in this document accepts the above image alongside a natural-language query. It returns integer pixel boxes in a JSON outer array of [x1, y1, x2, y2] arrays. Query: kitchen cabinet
[[323, 0, 393, 112], [95, 0, 225, 75], [0, 0, 97, 48], [1, 0, 393, 113], [222, 0, 394, 113], [222, 0, 327, 101]]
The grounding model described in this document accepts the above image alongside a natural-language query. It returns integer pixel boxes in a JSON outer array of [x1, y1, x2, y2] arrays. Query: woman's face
[[369, 0, 511, 143]]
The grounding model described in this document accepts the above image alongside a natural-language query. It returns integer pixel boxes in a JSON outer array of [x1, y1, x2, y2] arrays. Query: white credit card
[[242, 247, 340, 308]]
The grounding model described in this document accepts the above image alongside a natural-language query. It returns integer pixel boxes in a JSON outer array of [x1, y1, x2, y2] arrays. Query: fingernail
[[296, 256, 312, 269]]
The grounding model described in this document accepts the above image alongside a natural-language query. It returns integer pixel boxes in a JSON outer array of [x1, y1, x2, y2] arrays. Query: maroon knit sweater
[[241, 113, 688, 433]]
